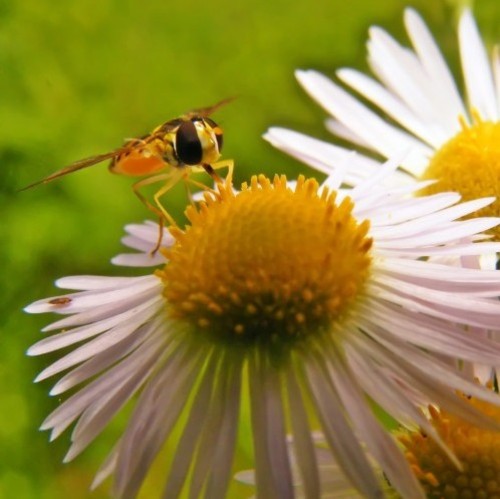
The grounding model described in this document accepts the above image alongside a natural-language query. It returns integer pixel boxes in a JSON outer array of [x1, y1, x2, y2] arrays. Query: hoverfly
[[22, 98, 234, 251]]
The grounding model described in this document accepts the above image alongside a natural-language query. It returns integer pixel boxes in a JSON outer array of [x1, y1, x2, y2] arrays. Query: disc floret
[[159, 174, 372, 350]]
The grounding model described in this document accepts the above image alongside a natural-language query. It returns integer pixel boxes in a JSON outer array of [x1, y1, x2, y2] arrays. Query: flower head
[[400, 388, 500, 498], [26, 167, 500, 498], [266, 8, 500, 240]]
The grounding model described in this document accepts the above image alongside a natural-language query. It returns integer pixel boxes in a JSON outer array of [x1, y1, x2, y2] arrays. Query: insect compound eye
[[175, 120, 203, 165], [204, 118, 223, 152]]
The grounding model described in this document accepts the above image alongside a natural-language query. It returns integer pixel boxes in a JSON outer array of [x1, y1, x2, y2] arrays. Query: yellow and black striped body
[[109, 116, 224, 178]]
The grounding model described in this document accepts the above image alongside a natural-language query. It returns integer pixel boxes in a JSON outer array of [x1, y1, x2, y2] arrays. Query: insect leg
[[191, 159, 234, 188], [201, 163, 222, 183], [184, 178, 195, 205], [132, 174, 170, 220], [132, 171, 182, 254], [152, 215, 165, 255], [151, 169, 186, 221], [184, 176, 219, 196], [133, 171, 184, 225], [211, 159, 234, 187]]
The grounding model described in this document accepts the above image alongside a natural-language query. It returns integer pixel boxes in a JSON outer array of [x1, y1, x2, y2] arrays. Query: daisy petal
[[459, 9, 498, 120]]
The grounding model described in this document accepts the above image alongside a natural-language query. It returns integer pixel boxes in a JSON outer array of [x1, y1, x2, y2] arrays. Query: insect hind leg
[[150, 168, 187, 223]]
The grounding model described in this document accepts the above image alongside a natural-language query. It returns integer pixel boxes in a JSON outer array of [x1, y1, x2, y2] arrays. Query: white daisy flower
[[266, 8, 500, 242], [26, 164, 500, 498]]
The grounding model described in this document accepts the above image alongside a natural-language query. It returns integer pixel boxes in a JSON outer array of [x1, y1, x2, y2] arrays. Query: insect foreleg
[[212, 159, 234, 187], [191, 159, 234, 188]]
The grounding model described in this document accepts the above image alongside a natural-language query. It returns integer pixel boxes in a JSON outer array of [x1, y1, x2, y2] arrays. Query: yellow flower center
[[420, 118, 500, 241], [399, 389, 500, 498], [157, 174, 372, 351]]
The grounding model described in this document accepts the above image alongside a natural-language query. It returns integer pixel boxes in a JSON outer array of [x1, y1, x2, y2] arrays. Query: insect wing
[[182, 97, 235, 119], [148, 118, 183, 137], [20, 147, 130, 191]]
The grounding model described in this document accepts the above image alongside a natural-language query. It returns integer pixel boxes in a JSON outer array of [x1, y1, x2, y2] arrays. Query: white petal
[[337, 67, 448, 147], [304, 358, 383, 497], [367, 27, 436, 121], [349, 153, 410, 200], [25, 276, 160, 315], [345, 340, 460, 466], [324, 118, 373, 149], [162, 356, 220, 498], [370, 278, 500, 329], [362, 299, 500, 364], [113, 344, 206, 498], [265, 127, 358, 176], [325, 352, 424, 498], [39, 282, 161, 331], [296, 69, 432, 174], [28, 296, 162, 355], [42, 356, 142, 439], [248, 354, 294, 498], [378, 257, 500, 285], [50, 324, 165, 396], [286, 370, 320, 498], [351, 332, 500, 429], [64, 346, 160, 462], [493, 45, 500, 114], [56, 275, 146, 291], [459, 9, 498, 120], [202, 356, 242, 499], [111, 253, 165, 267], [404, 8, 466, 127], [366, 192, 462, 230], [395, 347, 500, 420], [91, 448, 118, 490], [55, 276, 158, 309], [121, 221, 174, 249], [35, 317, 154, 382], [371, 196, 496, 235]]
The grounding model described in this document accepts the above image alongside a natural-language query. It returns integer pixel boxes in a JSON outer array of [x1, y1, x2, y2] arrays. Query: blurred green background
[[1, 0, 498, 497]]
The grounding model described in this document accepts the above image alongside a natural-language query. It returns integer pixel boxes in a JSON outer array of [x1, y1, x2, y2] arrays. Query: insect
[[21, 98, 234, 251], [48, 297, 72, 306]]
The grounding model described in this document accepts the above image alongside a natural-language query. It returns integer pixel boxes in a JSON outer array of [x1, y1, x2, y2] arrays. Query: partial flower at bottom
[[239, 387, 500, 498], [25, 167, 500, 498], [236, 432, 394, 498], [400, 386, 500, 498]]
